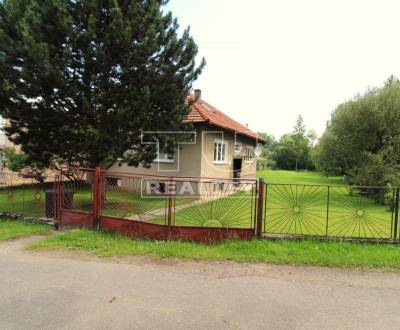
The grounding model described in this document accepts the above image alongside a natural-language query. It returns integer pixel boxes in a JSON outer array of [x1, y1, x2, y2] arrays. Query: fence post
[[92, 167, 102, 230], [393, 188, 400, 240], [256, 178, 265, 238], [167, 178, 174, 228], [54, 176, 60, 229], [59, 174, 65, 228], [325, 186, 330, 236]]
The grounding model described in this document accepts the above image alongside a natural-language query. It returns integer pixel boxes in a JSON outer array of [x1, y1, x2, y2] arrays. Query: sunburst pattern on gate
[[327, 187, 393, 238], [100, 175, 256, 228], [265, 184, 327, 235], [171, 180, 256, 228]]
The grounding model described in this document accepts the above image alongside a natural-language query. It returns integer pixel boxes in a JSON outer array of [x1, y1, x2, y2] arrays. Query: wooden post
[[93, 167, 102, 229], [256, 178, 265, 238]]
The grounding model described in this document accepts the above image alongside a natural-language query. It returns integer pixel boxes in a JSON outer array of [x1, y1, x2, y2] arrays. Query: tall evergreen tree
[[0, 0, 205, 170]]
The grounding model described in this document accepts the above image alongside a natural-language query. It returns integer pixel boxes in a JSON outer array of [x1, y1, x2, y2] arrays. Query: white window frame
[[213, 139, 228, 164], [245, 147, 254, 164], [154, 152, 175, 163]]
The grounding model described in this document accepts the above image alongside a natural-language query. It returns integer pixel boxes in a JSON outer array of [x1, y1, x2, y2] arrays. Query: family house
[[109, 90, 266, 180], [0, 90, 265, 181]]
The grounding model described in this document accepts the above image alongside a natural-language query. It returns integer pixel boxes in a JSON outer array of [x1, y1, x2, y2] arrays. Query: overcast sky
[[167, 0, 400, 138]]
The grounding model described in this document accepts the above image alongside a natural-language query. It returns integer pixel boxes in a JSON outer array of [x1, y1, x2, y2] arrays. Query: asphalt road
[[1, 236, 400, 330]]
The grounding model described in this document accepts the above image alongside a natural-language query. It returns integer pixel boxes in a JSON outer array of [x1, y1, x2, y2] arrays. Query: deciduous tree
[[314, 76, 400, 186]]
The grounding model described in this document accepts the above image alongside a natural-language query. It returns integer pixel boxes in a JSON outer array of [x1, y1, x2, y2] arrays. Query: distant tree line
[[258, 76, 400, 188], [257, 115, 316, 172]]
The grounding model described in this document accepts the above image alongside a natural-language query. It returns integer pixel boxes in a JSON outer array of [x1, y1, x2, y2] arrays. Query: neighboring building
[[109, 90, 266, 180]]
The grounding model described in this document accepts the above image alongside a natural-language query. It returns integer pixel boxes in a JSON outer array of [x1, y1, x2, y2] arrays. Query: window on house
[[154, 152, 174, 163], [246, 147, 254, 163], [213, 140, 227, 164]]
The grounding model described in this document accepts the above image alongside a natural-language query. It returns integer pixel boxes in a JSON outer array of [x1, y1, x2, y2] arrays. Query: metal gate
[[55, 168, 258, 242], [54, 168, 95, 229], [261, 183, 400, 240]]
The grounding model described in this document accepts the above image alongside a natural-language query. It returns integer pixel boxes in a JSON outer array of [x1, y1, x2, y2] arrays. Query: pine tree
[[0, 0, 205, 169]]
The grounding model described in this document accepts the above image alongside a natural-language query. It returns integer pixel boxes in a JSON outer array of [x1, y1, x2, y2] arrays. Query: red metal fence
[[3, 168, 399, 242], [55, 168, 260, 242]]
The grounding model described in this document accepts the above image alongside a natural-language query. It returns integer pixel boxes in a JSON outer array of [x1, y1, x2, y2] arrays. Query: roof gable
[[186, 98, 266, 143]]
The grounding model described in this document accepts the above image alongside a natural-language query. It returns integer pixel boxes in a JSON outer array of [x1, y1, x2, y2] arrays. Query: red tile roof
[[186, 98, 266, 143]]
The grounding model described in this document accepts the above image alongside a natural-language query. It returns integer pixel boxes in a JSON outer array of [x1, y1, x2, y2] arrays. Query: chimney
[[194, 89, 201, 100]]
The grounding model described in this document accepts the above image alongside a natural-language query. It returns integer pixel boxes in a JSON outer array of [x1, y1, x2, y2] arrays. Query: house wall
[[108, 131, 203, 178], [199, 128, 258, 179], [107, 126, 258, 180], [1, 119, 259, 181]]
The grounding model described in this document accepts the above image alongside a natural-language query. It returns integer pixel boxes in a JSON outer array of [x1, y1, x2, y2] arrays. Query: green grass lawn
[[28, 229, 400, 270], [0, 219, 51, 241], [257, 169, 344, 185]]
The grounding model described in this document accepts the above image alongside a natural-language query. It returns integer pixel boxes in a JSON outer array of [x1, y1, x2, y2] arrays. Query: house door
[[233, 158, 242, 180]]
